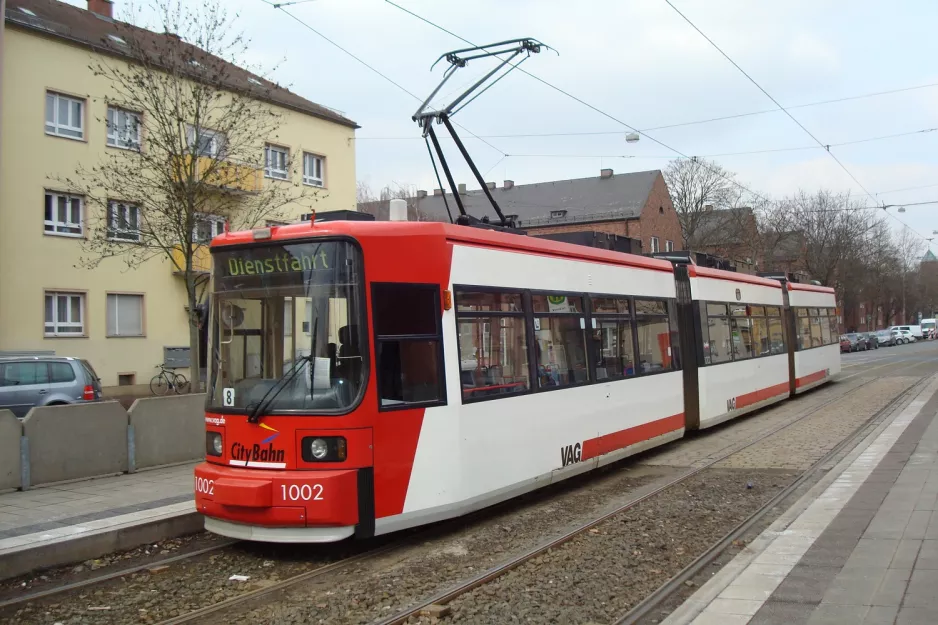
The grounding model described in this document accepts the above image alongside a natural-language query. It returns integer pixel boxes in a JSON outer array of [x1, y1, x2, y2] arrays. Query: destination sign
[[218, 248, 330, 278]]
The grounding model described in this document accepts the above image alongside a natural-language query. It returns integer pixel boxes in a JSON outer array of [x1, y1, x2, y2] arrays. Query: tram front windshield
[[208, 240, 365, 413]]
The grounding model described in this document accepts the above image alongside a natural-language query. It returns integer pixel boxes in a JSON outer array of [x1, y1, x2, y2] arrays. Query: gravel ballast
[[437, 468, 796, 625]]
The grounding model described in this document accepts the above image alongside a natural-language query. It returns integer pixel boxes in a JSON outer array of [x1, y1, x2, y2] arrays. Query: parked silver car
[[875, 329, 897, 346], [0, 356, 102, 418]]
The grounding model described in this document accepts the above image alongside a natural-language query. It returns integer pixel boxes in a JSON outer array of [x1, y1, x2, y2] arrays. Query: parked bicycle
[[150, 363, 190, 396]]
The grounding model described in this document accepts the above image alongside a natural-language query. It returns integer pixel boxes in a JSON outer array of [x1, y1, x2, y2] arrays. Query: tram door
[[780, 284, 797, 396], [673, 265, 701, 431]]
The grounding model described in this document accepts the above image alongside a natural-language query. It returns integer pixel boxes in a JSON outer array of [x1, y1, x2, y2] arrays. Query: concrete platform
[[664, 373, 938, 625], [0, 463, 200, 580]]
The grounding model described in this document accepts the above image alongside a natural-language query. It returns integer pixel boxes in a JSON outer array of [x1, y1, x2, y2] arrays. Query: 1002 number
[[281, 484, 324, 501], [195, 477, 214, 495]]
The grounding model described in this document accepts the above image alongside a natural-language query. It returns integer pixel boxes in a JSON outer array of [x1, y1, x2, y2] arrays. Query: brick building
[[360, 169, 683, 255]]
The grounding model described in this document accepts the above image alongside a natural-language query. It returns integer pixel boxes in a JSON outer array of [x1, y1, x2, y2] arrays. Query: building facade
[[0, 0, 357, 389]]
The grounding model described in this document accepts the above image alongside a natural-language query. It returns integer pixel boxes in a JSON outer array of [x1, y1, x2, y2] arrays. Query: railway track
[[614, 375, 929, 625], [2, 355, 919, 625], [371, 363, 928, 625], [0, 541, 237, 611]]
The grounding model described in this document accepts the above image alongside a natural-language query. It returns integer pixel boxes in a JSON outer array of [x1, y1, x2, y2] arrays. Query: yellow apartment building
[[0, 0, 358, 390]]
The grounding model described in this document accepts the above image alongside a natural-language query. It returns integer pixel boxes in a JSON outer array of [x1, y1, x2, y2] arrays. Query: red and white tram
[[194, 216, 839, 542]]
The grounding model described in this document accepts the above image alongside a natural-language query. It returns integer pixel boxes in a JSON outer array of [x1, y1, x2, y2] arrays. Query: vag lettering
[[230, 442, 285, 463], [561, 442, 582, 467]]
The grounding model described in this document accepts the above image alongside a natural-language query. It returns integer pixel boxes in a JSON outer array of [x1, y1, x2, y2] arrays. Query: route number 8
[[223, 388, 235, 407]]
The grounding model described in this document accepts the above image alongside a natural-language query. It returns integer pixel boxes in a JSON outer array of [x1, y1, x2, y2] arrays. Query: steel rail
[[370, 357, 915, 625], [0, 540, 238, 610], [614, 367, 929, 625]]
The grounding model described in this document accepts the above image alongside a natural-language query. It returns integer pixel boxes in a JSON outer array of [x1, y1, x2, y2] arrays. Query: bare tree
[[663, 157, 739, 247], [894, 226, 926, 323], [61, 1, 321, 391], [765, 190, 875, 288]]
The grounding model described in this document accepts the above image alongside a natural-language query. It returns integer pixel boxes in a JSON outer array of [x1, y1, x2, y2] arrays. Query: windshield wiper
[[246, 317, 318, 424]]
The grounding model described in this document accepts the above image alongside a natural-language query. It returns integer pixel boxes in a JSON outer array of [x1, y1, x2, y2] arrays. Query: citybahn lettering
[[561, 442, 582, 467], [230, 442, 285, 463]]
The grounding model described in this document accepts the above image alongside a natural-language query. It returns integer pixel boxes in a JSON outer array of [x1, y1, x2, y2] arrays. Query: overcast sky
[[69, 0, 938, 246]]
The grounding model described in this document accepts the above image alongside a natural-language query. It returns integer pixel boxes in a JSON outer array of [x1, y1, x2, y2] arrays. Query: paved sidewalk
[[0, 463, 199, 580], [664, 374, 938, 625]]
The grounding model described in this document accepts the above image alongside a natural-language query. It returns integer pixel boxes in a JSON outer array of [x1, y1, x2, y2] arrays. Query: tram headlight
[[310, 438, 329, 460], [301, 436, 347, 462], [206, 431, 223, 457]]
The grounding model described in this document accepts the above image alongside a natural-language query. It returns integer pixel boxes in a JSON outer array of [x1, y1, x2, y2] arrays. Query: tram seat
[[337, 326, 362, 383]]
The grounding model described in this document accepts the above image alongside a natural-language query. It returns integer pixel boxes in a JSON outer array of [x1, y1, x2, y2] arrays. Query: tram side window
[[372, 283, 445, 410], [590, 297, 635, 380], [533, 294, 589, 388], [668, 301, 682, 370], [819, 308, 833, 345], [809, 308, 823, 348], [828, 309, 839, 341], [766, 307, 786, 354], [706, 303, 732, 364], [750, 306, 769, 356], [635, 299, 672, 372], [455, 291, 529, 401], [796, 308, 811, 351], [730, 304, 754, 359]]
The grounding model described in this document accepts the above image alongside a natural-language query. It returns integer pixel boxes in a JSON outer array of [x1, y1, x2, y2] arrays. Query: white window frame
[[665, 240, 674, 252], [302, 152, 324, 187], [45, 92, 84, 140], [193, 213, 227, 243], [106, 106, 142, 150], [187, 125, 226, 158], [44, 191, 83, 237], [650, 236, 660, 253], [44, 291, 85, 337], [106, 293, 145, 337], [265, 144, 290, 180], [107, 200, 142, 242]]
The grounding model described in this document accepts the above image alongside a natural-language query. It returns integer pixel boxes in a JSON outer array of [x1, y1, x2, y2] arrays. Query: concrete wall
[[14, 394, 208, 489], [23, 401, 129, 486], [129, 394, 205, 470], [0, 410, 21, 490]]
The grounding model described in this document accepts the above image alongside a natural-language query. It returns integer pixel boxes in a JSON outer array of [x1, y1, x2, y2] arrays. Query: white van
[[921, 318, 936, 339], [889, 325, 924, 340]]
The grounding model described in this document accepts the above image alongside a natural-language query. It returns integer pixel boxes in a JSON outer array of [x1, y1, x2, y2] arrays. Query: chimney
[[88, 0, 114, 18], [600, 168, 614, 179], [704, 204, 714, 213], [433, 189, 444, 196], [389, 199, 408, 222], [416, 190, 428, 198], [503, 180, 514, 190], [458, 183, 467, 195], [486, 182, 496, 190]]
